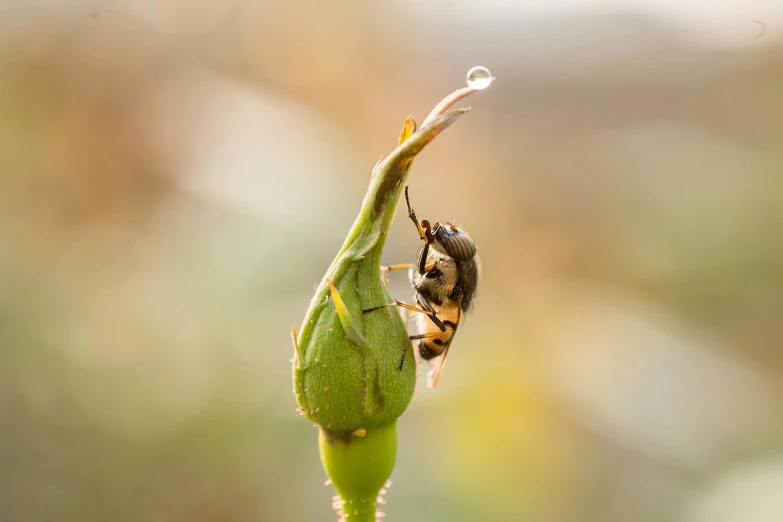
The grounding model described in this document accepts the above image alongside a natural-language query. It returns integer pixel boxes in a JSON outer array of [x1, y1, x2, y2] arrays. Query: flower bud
[[292, 71, 493, 520], [292, 112, 467, 433]]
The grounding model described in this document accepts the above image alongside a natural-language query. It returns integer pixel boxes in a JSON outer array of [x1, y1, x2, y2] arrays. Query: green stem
[[319, 422, 397, 521]]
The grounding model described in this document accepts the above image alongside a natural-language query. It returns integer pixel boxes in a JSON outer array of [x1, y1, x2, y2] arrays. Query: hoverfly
[[364, 186, 480, 388]]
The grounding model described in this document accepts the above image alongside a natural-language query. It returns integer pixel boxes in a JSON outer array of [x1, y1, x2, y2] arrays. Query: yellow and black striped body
[[408, 243, 479, 388], [414, 298, 461, 360]]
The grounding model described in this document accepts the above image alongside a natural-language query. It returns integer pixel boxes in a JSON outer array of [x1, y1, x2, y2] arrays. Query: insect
[[364, 186, 480, 388]]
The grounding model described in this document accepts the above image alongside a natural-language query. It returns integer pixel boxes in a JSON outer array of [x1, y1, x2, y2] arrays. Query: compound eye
[[436, 227, 477, 260]]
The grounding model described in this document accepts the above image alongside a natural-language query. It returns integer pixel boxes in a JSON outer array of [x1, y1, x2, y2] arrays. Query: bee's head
[[432, 222, 477, 261]]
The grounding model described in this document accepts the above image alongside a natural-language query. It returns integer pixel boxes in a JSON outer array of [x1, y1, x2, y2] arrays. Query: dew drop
[[466, 66, 492, 90]]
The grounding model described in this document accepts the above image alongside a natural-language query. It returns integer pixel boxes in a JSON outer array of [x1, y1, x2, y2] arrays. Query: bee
[[364, 186, 480, 388]]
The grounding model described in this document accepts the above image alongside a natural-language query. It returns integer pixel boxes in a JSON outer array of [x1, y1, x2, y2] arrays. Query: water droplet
[[466, 66, 492, 90]]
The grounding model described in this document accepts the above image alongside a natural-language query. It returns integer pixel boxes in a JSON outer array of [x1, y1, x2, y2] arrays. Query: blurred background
[[2, 0, 782, 521]]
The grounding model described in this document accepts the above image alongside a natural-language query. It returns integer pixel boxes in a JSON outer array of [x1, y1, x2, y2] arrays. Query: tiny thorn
[[291, 325, 304, 367]]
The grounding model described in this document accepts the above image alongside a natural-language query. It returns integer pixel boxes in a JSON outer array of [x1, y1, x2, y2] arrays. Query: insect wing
[[426, 344, 450, 389]]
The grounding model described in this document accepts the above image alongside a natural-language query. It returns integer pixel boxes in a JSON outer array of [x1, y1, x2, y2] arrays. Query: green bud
[[292, 75, 493, 520]]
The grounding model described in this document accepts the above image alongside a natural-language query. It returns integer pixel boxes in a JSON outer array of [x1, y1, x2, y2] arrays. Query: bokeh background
[[2, 1, 783, 521]]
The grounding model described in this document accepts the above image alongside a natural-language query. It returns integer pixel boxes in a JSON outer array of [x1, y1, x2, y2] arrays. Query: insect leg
[[362, 300, 446, 333], [409, 331, 444, 340], [397, 339, 411, 370], [417, 241, 430, 273], [361, 302, 396, 314], [405, 186, 427, 241], [384, 264, 413, 272], [416, 292, 447, 332]]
